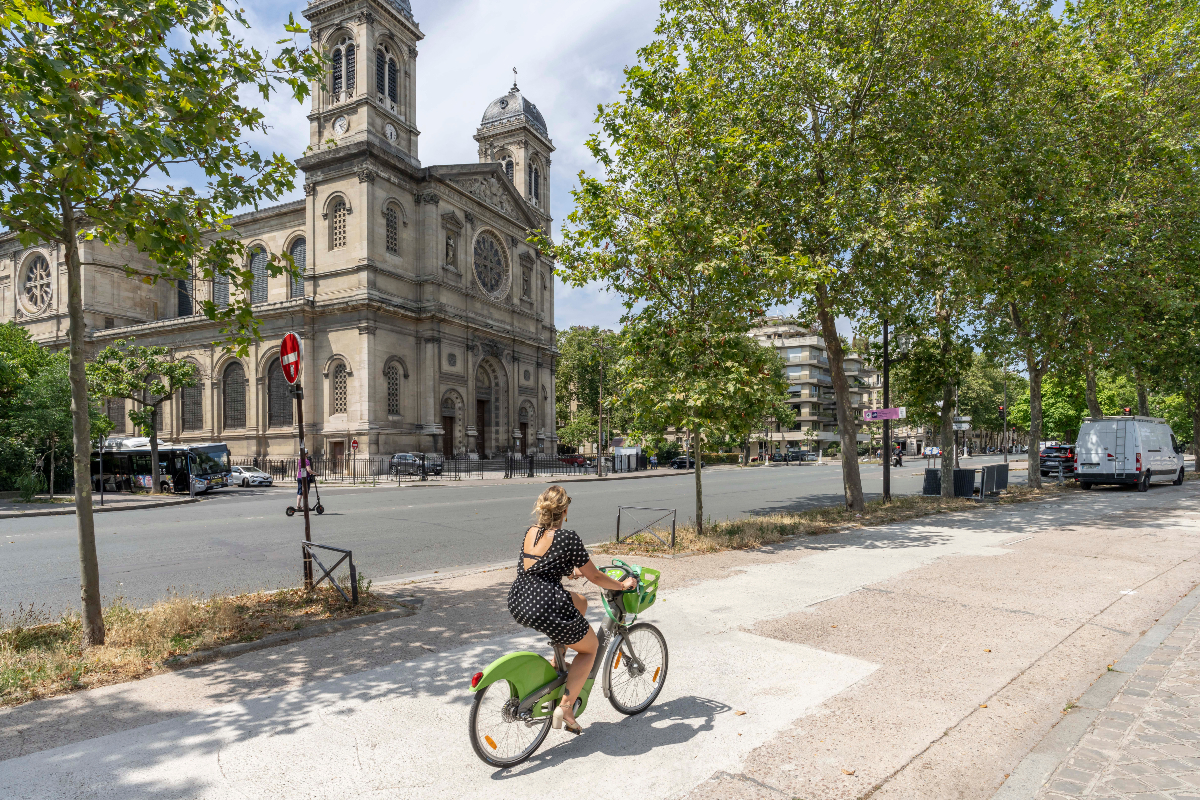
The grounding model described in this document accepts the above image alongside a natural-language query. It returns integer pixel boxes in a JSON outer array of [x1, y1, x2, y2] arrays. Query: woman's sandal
[[552, 704, 583, 735]]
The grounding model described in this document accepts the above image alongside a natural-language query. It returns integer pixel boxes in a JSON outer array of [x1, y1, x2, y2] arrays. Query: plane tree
[[0, 0, 321, 644]]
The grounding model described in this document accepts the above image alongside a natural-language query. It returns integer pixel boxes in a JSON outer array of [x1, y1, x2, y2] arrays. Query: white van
[[1075, 416, 1187, 491]]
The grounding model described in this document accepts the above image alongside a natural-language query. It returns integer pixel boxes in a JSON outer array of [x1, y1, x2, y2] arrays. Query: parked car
[[670, 456, 703, 469], [559, 454, 587, 466], [1075, 416, 1186, 490], [230, 466, 273, 487], [799, 452, 819, 462], [1039, 445, 1076, 478], [389, 452, 443, 476]]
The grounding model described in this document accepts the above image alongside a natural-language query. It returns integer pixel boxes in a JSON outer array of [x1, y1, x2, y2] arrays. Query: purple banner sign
[[863, 407, 906, 422]]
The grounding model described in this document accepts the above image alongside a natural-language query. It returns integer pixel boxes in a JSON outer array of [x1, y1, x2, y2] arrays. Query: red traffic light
[[1123, 407, 1131, 415]]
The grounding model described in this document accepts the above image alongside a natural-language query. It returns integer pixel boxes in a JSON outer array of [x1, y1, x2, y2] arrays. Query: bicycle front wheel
[[605, 622, 668, 715], [468, 679, 551, 768]]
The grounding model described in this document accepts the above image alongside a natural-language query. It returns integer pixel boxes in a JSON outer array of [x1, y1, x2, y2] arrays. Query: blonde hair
[[532, 485, 571, 528]]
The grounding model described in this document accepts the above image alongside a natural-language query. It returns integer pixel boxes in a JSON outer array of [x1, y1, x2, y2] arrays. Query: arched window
[[289, 238, 306, 299], [177, 275, 192, 316], [267, 361, 292, 428], [385, 362, 402, 416], [223, 362, 246, 429], [213, 273, 229, 308], [182, 384, 203, 431], [376, 49, 386, 95], [331, 38, 355, 98], [532, 166, 540, 202], [387, 58, 398, 103], [503, 157, 514, 182], [331, 48, 343, 95], [330, 200, 347, 249], [249, 246, 268, 305], [331, 364, 348, 415], [107, 398, 126, 434], [384, 206, 398, 254]]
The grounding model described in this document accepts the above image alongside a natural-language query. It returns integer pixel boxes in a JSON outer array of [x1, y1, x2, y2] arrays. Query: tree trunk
[[814, 287, 865, 512], [1136, 379, 1149, 417], [692, 427, 704, 536], [62, 202, 105, 646], [1084, 358, 1103, 418], [149, 405, 160, 494], [1191, 389, 1200, 473], [940, 381, 955, 498], [1027, 352, 1044, 490], [49, 437, 55, 501]]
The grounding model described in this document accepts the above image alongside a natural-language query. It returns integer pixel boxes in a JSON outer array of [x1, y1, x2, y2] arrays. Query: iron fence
[[231, 453, 609, 483]]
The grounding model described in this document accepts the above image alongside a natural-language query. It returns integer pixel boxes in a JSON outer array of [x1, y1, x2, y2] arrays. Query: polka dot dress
[[507, 526, 592, 645]]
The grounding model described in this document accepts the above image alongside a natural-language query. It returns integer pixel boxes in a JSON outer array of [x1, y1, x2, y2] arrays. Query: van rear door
[[1077, 420, 1115, 477]]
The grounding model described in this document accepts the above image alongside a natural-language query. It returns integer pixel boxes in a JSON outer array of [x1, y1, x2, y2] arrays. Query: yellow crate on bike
[[622, 564, 659, 615]]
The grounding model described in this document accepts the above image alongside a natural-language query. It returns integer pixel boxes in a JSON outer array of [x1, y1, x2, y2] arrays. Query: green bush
[[0, 440, 33, 492], [702, 452, 743, 465], [16, 471, 45, 502]]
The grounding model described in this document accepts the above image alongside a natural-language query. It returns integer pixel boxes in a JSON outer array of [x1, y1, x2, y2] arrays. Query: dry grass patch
[[0, 580, 389, 708], [596, 482, 1085, 557]]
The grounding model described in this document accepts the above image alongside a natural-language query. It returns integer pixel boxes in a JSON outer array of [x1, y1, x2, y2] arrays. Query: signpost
[[281, 332, 313, 590], [864, 407, 906, 422], [953, 422, 970, 431], [351, 438, 358, 452]]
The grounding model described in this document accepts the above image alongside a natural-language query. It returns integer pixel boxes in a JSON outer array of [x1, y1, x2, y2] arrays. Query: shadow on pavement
[[493, 695, 731, 778]]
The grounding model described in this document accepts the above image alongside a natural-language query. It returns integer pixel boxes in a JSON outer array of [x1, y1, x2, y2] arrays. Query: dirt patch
[[0, 580, 389, 708]]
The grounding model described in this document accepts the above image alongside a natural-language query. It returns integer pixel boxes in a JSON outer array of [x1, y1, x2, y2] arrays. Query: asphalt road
[[1, 455, 1023, 614]]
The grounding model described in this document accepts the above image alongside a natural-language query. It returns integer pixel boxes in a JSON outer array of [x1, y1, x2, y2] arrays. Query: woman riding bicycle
[[507, 485, 636, 734]]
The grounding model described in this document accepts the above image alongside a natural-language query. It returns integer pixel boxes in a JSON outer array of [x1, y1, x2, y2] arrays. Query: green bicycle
[[467, 559, 669, 768]]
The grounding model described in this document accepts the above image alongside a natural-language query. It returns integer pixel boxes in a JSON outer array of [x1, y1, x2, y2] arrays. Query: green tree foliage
[[543, 22, 786, 533], [0, 323, 107, 491], [0, 0, 322, 646], [555, 408, 598, 451], [554, 326, 626, 444], [87, 340, 199, 494]]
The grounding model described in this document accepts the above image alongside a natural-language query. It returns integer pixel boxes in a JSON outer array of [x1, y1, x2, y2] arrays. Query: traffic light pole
[[882, 319, 891, 503]]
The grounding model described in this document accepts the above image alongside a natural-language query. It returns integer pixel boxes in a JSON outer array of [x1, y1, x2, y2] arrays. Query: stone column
[[358, 324, 378, 454]]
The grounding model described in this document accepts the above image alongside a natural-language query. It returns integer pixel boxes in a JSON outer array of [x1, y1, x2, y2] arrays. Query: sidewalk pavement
[[0, 493, 199, 519], [1, 482, 1197, 799], [1010, 587, 1200, 799]]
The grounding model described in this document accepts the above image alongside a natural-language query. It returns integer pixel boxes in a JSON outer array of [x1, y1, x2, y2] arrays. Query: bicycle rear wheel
[[605, 622, 668, 715], [468, 679, 551, 768]]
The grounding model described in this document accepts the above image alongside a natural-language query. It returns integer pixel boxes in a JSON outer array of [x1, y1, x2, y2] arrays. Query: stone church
[[0, 0, 560, 462]]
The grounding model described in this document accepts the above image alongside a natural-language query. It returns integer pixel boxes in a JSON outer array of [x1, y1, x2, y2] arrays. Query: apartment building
[[750, 317, 878, 456]]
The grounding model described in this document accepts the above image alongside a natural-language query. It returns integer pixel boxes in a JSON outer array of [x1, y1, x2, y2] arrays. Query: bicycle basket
[[608, 559, 659, 616]]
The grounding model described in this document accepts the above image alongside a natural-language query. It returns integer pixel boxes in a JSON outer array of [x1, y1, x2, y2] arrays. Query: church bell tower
[[474, 72, 554, 221], [303, 0, 424, 165]]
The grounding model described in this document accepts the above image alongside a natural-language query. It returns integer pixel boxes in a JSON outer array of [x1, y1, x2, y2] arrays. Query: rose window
[[473, 232, 506, 296], [22, 256, 52, 312]]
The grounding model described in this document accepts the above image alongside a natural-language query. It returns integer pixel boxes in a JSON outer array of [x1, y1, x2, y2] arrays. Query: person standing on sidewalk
[[296, 455, 312, 508]]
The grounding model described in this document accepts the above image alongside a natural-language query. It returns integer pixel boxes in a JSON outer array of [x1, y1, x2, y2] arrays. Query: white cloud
[[226, 0, 659, 331]]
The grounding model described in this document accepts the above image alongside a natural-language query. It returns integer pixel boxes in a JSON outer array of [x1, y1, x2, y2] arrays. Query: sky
[[231, 0, 663, 332]]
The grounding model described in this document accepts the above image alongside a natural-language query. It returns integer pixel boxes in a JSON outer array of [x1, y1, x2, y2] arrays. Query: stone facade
[[0, 0, 558, 460]]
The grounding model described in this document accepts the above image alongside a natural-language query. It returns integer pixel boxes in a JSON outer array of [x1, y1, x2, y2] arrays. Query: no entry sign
[[351, 438, 359, 452], [280, 332, 303, 384]]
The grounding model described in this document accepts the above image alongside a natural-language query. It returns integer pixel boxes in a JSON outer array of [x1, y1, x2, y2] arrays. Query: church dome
[[481, 81, 548, 138], [382, 0, 413, 18]]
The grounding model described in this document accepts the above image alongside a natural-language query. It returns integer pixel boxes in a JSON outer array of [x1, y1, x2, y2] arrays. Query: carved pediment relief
[[449, 175, 517, 218]]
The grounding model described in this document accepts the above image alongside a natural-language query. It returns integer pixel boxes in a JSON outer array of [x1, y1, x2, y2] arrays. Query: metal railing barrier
[[616, 506, 677, 548], [301, 541, 358, 604]]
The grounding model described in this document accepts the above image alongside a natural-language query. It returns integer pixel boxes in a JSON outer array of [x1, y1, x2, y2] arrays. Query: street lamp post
[[883, 319, 891, 503], [1002, 368, 1009, 464]]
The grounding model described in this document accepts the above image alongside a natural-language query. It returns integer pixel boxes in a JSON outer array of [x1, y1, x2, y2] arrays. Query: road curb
[[164, 600, 422, 669], [0, 496, 200, 519], [991, 582, 1200, 799]]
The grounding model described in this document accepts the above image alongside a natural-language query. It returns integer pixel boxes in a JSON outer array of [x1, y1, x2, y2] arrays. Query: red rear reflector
[[471, 671, 483, 688]]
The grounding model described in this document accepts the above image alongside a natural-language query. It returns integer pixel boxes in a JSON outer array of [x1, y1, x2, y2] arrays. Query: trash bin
[[922, 468, 941, 496], [953, 468, 977, 497]]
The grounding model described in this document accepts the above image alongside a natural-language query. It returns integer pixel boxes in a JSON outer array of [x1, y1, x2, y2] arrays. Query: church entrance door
[[443, 416, 455, 459], [330, 440, 345, 472], [520, 422, 529, 455]]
